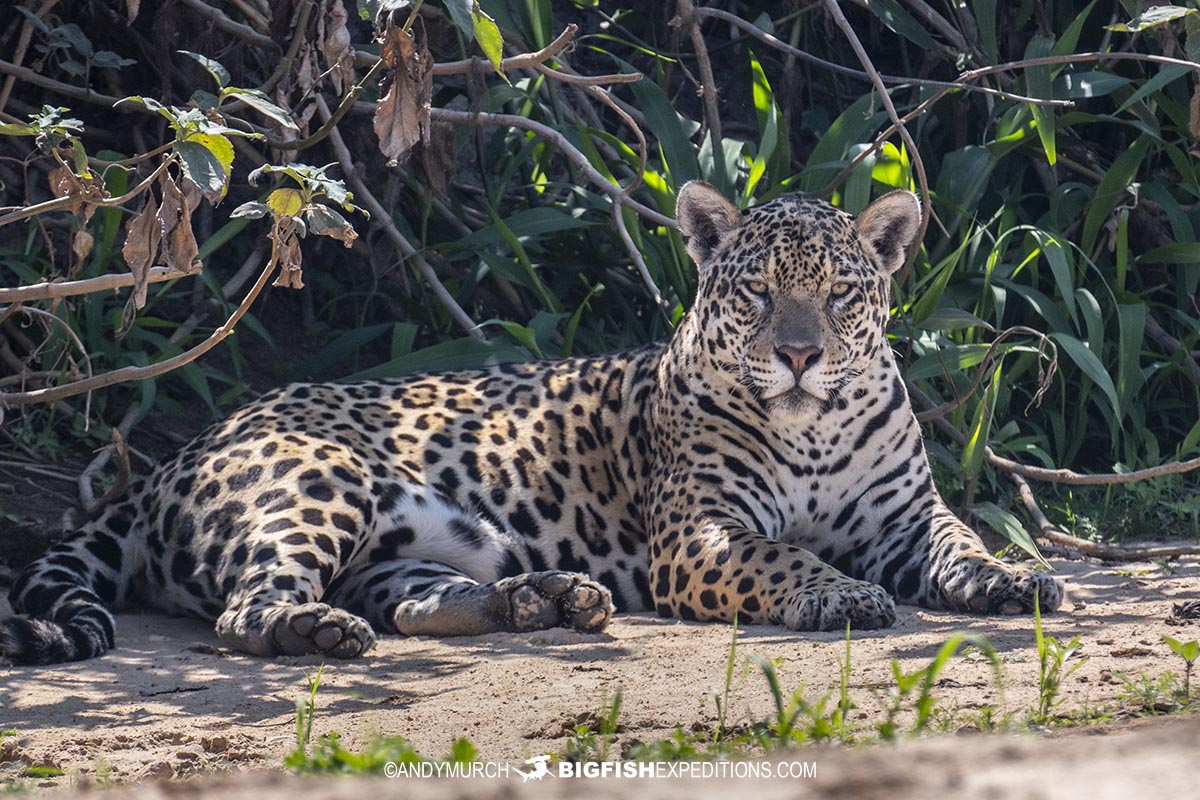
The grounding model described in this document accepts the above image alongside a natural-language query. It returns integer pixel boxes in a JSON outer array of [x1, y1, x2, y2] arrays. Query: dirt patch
[[1, 557, 1198, 790]]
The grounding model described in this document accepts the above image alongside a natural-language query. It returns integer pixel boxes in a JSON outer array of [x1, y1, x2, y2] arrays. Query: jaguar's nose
[[775, 344, 822, 379]]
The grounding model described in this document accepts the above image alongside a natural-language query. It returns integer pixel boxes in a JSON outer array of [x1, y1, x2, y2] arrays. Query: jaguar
[[0, 181, 1063, 664]]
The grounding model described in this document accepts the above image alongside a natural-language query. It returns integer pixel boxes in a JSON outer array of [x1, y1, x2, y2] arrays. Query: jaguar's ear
[[676, 180, 742, 266], [855, 190, 921, 275]]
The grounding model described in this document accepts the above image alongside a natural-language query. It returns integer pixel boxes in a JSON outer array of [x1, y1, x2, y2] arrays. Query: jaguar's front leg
[[648, 512, 896, 631], [858, 501, 1064, 614]]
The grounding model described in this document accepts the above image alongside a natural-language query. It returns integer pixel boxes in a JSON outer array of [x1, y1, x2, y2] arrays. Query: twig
[[260, 0, 316, 94], [820, 0, 939, 265], [0, 265, 197, 304], [0, 156, 172, 227], [612, 203, 665, 310], [0, 254, 277, 407], [1012, 472, 1200, 561], [428, 24, 578, 76], [431, 108, 675, 229], [0, 0, 60, 115], [693, 6, 1072, 106], [675, 0, 723, 150], [316, 96, 482, 338], [909, 384, 1200, 485], [914, 325, 1057, 422], [260, 60, 385, 150], [177, 0, 276, 49]]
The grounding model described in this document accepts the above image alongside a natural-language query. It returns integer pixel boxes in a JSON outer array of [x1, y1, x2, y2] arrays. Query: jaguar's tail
[[1, 500, 141, 666]]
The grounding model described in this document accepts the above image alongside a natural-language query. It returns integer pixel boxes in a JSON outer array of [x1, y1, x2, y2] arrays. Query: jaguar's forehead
[[715, 194, 868, 283]]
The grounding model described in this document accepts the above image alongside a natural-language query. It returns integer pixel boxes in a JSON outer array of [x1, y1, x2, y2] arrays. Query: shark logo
[[513, 755, 553, 782]]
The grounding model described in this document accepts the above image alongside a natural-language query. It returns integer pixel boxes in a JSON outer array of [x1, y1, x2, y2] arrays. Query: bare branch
[[0, 265, 197, 304], [692, 6, 1072, 106], [910, 384, 1200, 485], [177, 0, 276, 49], [316, 95, 483, 339], [0, 254, 277, 408], [1012, 472, 1200, 561], [431, 108, 676, 229], [820, 0, 939, 264]]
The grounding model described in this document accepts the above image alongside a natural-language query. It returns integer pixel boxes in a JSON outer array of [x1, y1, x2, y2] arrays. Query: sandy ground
[[1, 556, 1198, 792]]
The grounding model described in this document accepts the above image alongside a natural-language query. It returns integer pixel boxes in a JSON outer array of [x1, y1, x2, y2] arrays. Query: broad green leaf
[[1105, 5, 1196, 32], [628, 73, 700, 187], [1051, 333, 1121, 420], [972, 501, 1051, 568], [230, 201, 271, 219], [179, 49, 230, 88], [175, 138, 229, 201], [864, 0, 939, 49], [1024, 35, 1057, 166], [443, 0, 476, 35], [914, 308, 993, 332], [1116, 302, 1147, 415], [962, 362, 1003, 482], [342, 337, 529, 380], [972, 0, 998, 63], [220, 87, 300, 131], [799, 94, 885, 192], [472, 7, 506, 76], [1115, 64, 1190, 114], [1081, 134, 1150, 254], [0, 123, 36, 136], [1136, 242, 1200, 264], [267, 188, 305, 217]]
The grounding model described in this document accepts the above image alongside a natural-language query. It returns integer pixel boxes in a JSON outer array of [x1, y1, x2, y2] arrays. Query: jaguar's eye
[[830, 282, 854, 300], [745, 280, 769, 296]]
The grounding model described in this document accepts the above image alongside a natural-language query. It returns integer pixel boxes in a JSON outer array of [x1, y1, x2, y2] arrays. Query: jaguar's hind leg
[[324, 559, 614, 636]]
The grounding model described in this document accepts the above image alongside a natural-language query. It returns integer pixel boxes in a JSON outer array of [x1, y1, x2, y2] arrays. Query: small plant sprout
[[1032, 594, 1087, 725], [873, 633, 999, 741], [1161, 635, 1199, 700]]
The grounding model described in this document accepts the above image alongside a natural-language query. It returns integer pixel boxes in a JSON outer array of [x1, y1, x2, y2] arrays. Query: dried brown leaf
[[126, 0, 140, 22], [322, 0, 355, 93], [418, 121, 457, 195], [270, 218, 304, 289], [373, 19, 432, 167], [157, 176, 200, 275], [48, 166, 84, 216], [72, 229, 95, 264], [122, 193, 161, 310]]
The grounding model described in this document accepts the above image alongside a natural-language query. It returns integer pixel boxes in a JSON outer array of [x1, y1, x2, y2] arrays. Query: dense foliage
[[0, 0, 1197, 543]]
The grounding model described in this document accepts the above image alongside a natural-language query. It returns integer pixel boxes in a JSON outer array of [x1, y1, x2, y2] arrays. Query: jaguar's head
[[675, 181, 920, 412]]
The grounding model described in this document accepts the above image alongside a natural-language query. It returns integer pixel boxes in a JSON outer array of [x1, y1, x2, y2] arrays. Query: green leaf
[[175, 138, 231, 201], [1136, 242, 1200, 264], [472, 7, 506, 76], [53, 23, 93, 58], [342, 337, 530, 380], [443, 0, 476, 35], [628, 71, 700, 188], [1105, 5, 1196, 33], [864, 0, 939, 49], [179, 49, 231, 88], [230, 201, 271, 219], [961, 362, 1002, 482], [1116, 303, 1147, 416], [220, 87, 300, 131], [1051, 333, 1121, 420], [971, 502, 1051, 569], [1115, 64, 1190, 115], [914, 308, 994, 332], [1082, 134, 1150, 254], [0, 123, 36, 136], [1025, 35, 1057, 166], [267, 188, 305, 217]]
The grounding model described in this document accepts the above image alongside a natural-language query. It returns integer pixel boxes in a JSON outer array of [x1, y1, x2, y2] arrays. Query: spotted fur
[[0, 183, 1063, 664]]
